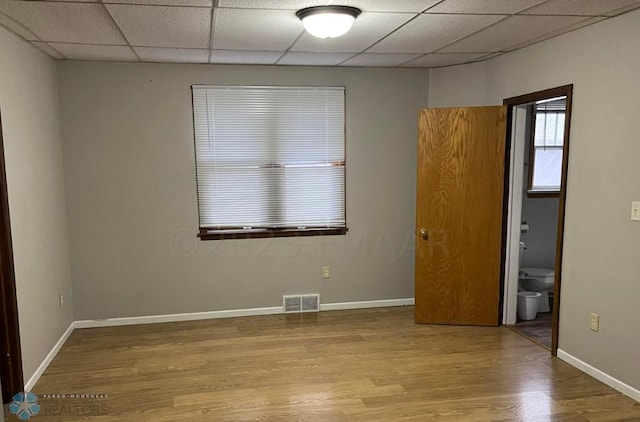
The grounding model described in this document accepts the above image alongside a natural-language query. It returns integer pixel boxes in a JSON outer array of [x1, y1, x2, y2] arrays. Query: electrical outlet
[[632, 201, 640, 221], [59, 293, 64, 308], [590, 313, 599, 332], [322, 266, 330, 279]]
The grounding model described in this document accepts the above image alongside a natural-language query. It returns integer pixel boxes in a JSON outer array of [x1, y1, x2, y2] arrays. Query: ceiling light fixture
[[296, 6, 361, 39]]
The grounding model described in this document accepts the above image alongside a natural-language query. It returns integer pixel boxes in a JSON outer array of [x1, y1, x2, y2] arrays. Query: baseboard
[[74, 306, 284, 329], [24, 322, 74, 392], [557, 349, 640, 403], [74, 298, 415, 329], [320, 298, 414, 311], [27, 298, 414, 390]]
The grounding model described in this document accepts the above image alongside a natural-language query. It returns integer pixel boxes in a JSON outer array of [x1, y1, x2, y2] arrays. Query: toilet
[[519, 267, 554, 312]]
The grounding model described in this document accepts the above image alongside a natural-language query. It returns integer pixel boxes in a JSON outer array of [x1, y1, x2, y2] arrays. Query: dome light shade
[[296, 6, 361, 39]]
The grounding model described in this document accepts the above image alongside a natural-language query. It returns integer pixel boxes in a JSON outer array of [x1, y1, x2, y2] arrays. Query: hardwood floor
[[509, 312, 553, 349], [28, 307, 639, 421]]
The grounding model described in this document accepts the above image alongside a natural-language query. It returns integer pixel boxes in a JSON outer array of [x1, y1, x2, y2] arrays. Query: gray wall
[[0, 27, 74, 383], [57, 62, 429, 320], [429, 9, 640, 390], [520, 195, 558, 269], [521, 123, 559, 269]]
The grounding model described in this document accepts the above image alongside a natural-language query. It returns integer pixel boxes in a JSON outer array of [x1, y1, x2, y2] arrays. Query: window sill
[[527, 190, 560, 198], [198, 227, 348, 240]]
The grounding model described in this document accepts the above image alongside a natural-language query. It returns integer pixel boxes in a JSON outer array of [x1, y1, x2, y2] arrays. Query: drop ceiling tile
[[341, 53, 422, 67], [135, 47, 209, 63], [505, 16, 605, 51], [0, 2, 125, 44], [605, 3, 640, 16], [328, 0, 441, 13], [49, 43, 137, 61], [220, 0, 440, 12], [292, 12, 414, 53], [0, 12, 39, 40], [210, 50, 282, 64], [104, 0, 210, 5], [427, 0, 545, 14], [278, 52, 355, 66], [213, 8, 302, 51], [521, 0, 640, 16], [402, 52, 487, 67], [369, 13, 503, 53], [107, 5, 211, 48], [440, 15, 587, 53], [32, 42, 65, 59], [217, 0, 328, 9]]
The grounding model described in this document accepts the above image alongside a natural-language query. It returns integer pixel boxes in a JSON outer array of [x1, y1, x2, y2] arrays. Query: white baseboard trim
[[74, 306, 284, 329], [320, 298, 414, 311], [557, 349, 640, 403], [74, 298, 414, 329], [26, 298, 415, 390], [25, 322, 74, 392]]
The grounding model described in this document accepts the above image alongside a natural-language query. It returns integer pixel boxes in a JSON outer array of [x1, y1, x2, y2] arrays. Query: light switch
[[632, 201, 640, 221]]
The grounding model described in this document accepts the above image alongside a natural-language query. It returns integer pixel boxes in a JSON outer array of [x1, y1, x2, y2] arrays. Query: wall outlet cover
[[590, 313, 599, 332]]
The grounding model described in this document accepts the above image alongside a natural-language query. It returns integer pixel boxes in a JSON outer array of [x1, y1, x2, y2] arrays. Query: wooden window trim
[[198, 227, 348, 240]]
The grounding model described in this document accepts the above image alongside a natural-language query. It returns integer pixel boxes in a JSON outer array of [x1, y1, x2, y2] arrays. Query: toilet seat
[[520, 267, 554, 278]]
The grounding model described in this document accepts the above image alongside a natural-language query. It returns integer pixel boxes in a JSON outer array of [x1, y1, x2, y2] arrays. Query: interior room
[[1, 0, 639, 420]]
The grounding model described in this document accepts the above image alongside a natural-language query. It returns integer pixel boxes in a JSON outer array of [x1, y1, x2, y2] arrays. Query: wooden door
[[415, 106, 507, 326]]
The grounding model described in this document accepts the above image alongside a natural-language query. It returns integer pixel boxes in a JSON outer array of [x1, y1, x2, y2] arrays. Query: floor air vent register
[[283, 294, 320, 313]]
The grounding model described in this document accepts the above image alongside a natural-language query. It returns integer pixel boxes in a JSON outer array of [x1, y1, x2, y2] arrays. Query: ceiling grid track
[[208, 0, 219, 63], [274, 30, 307, 65], [0, 9, 67, 59], [97, 0, 140, 61]]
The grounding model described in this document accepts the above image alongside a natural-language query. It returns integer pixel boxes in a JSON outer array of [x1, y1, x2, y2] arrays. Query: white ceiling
[[0, 0, 638, 68]]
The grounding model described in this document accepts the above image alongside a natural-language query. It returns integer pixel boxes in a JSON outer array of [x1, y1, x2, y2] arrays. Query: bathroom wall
[[520, 113, 559, 269]]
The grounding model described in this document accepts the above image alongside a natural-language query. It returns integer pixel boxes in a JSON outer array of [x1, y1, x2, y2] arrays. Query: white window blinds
[[192, 85, 346, 232]]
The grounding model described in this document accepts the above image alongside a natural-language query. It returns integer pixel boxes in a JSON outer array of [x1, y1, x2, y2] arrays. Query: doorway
[[502, 85, 573, 355], [0, 111, 23, 403]]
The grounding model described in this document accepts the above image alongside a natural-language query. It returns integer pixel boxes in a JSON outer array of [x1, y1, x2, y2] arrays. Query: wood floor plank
[[27, 307, 639, 421]]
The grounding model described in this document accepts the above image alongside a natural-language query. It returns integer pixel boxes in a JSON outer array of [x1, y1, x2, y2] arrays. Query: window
[[192, 85, 347, 240], [528, 97, 566, 195]]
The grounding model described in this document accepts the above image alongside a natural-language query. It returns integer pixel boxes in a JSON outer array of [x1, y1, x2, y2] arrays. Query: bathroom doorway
[[501, 85, 573, 354]]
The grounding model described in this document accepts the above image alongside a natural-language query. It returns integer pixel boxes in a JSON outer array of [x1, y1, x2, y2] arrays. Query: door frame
[[0, 111, 23, 402], [501, 84, 574, 355]]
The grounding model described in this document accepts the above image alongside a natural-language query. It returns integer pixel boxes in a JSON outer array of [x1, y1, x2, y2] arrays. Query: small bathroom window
[[528, 96, 566, 196]]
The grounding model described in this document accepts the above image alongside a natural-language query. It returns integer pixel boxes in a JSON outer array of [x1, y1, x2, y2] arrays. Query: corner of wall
[[0, 24, 75, 385]]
